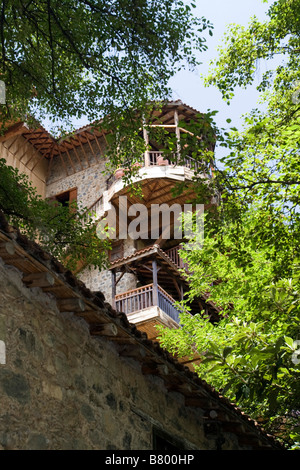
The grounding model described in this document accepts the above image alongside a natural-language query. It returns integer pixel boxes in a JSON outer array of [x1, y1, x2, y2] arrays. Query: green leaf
[[223, 346, 233, 358], [284, 336, 295, 349]]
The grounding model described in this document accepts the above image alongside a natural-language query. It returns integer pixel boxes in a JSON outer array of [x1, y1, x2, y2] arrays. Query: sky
[[169, 0, 274, 158], [45, 1, 275, 160]]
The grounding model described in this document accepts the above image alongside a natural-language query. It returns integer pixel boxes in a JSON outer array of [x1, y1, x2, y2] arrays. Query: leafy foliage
[[0, 0, 212, 134], [158, 207, 300, 447], [0, 158, 110, 271], [158, 0, 300, 448]]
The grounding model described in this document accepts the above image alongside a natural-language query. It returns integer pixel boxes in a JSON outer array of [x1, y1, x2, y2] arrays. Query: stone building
[[0, 101, 284, 450], [0, 101, 220, 345], [0, 213, 283, 450]]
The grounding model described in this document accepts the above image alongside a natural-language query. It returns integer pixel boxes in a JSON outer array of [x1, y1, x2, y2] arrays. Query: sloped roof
[[0, 211, 285, 450], [1, 100, 205, 161]]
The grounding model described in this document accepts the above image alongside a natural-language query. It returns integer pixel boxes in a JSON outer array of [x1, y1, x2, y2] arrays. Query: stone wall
[[46, 139, 108, 210], [0, 257, 231, 451], [46, 141, 136, 302], [45, 139, 138, 301]]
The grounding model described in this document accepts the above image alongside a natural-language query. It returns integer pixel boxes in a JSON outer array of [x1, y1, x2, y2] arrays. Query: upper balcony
[[101, 101, 215, 215], [105, 150, 206, 190]]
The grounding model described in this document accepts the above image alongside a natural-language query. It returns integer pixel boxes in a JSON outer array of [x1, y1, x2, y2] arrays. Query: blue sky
[[170, 0, 272, 125], [169, 0, 274, 158]]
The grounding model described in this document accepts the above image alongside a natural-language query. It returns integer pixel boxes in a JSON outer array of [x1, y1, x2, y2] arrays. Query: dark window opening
[[55, 191, 71, 207], [49, 188, 77, 209]]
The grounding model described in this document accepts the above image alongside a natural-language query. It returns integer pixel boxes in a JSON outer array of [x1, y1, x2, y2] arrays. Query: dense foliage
[[0, 0, 212, 134], [0, 1, 213, 270], [0, 158, 110, 271], [158, 0, 300, 448]]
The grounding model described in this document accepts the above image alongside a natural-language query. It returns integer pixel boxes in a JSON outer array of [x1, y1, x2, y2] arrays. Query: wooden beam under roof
[[0, 122, 29, 143]]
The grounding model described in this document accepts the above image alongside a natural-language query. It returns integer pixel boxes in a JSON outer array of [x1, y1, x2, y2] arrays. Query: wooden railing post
[[152, 259, 158, 306], [111, 269, 116, 309], [174, 109, 181, 158], [143, 121, 150, 167]]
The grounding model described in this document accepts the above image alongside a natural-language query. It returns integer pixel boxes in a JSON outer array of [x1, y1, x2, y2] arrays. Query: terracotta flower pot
[[115, 168, 125, 179], [157, 155, 168, 166], [131, 162, 142, 172]]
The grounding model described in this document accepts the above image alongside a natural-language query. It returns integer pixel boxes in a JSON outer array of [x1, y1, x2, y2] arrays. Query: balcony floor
[[126, 305, 202, 371], [127, 305, 179, 339]]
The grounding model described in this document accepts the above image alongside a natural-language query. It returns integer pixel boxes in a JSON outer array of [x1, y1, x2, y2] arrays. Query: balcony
[[114, 282, 202, 370], [106, 151, 204, 189], [164, 245, 188, 271], [115, 283, 181, 324]]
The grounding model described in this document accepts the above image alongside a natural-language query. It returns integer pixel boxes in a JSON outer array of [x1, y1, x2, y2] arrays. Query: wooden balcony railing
[[82, 195, 103, 225], [147, 151, 174, 165], [115, 283, 181, 323], [147, 151, 202, 172], [164, 245, 189, 271], [106, 151, 204, 189], [157, 286, 181, 323]]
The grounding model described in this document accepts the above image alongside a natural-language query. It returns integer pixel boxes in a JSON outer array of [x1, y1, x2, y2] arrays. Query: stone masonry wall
[[46, 140, 108, 210], [0, 257, 236, 450], [79, 237, 137, 303], [45, 140, 138, 302]]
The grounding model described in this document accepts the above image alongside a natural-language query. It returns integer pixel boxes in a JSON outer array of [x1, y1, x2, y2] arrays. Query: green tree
[[0, 158, 111, 271], [205, 0, 300, 208], [158, 0, 300, 448], [0, 0, 212, 135], [0, 1, 213, 271], [158, 207, 300, 446]]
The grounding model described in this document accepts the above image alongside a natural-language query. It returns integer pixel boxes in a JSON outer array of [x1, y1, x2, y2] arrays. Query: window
[[48, 188, 77, 209]]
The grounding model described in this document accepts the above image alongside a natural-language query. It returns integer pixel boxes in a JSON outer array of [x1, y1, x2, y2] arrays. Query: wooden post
[[23, 272, 55, 288], [152, 259, 158, 306], [143, 120, 150, 167], [180, 283, 184, 301], [57, 298, 86, 312], [0, 241, 15, 256], [174, 110, 181, 158], [90, 322, 118, 337], [111, 269, 116, 309]]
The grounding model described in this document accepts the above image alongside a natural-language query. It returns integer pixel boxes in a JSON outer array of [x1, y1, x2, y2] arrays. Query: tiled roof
[[0, 211, 285, 450], [2, 100, 205, 162]]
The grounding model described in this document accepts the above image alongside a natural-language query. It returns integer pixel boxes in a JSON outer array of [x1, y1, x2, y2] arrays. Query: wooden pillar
[[143, 121, 150, 167], [152, 258, 158, 306], [180, 283, 184, 301], [174, 110, 181, 158], [111, 269, 116, 309]]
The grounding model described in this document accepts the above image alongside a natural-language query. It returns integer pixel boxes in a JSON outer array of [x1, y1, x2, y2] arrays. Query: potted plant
[[114, 168, 125, 179], [131, 161, 142, 171], [157, 154, 168, 166]]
